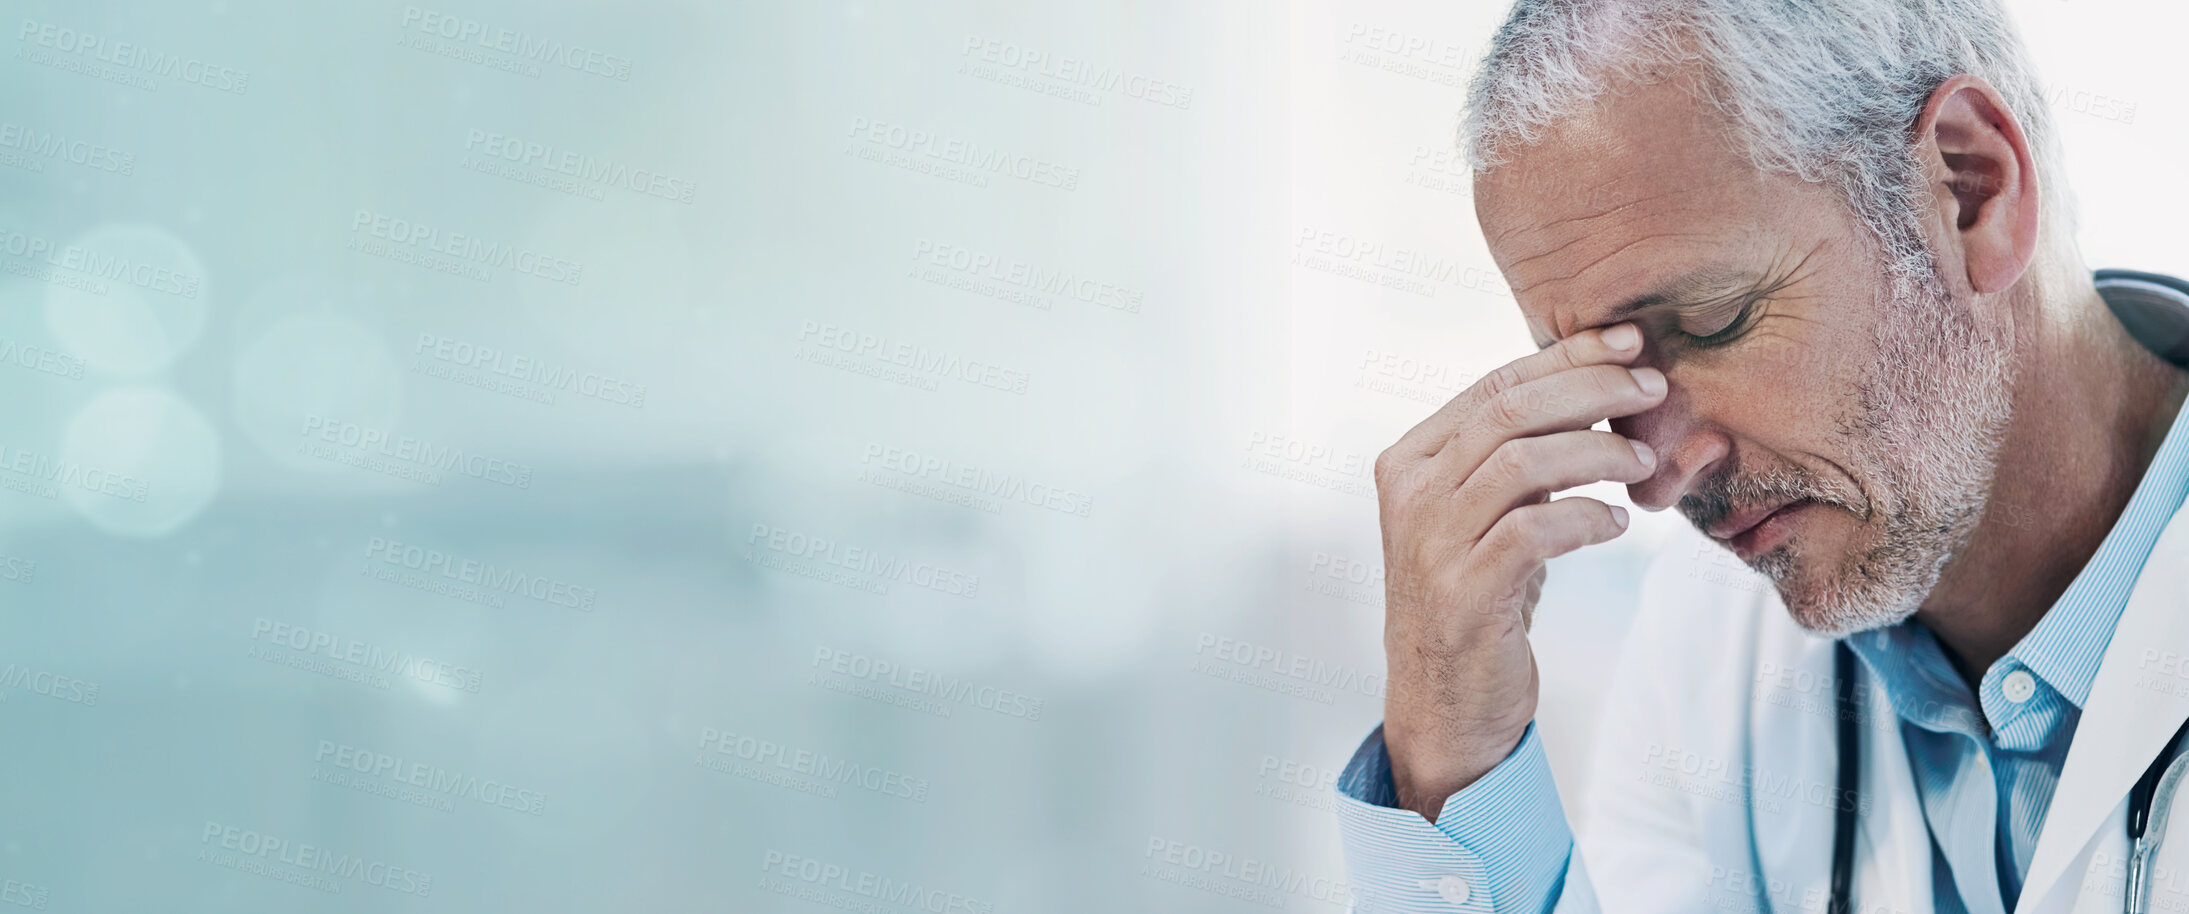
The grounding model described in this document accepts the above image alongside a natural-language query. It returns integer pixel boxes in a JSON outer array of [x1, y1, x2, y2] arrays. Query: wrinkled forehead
[[1471, 73, 1788, 345]]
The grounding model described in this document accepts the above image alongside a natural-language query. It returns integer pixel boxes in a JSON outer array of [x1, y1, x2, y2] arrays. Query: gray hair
[[1459, 0, 2072, 284]]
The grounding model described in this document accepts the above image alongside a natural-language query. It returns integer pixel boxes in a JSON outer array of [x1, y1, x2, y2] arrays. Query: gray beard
[[1755, 268, 2018, 637]]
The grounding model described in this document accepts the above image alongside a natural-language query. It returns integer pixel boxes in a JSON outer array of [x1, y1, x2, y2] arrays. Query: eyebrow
[[1535, 264, 1762, 350]]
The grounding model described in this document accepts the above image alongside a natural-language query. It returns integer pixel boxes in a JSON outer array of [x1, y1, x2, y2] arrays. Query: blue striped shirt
[[1334, 281, 2189, 914]]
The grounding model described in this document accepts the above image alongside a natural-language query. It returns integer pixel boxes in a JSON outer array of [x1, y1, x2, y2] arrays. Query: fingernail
[[1630, 366, 1666, 396], [1629, 439, 1656, 470], [1602, 323, 1640, 351], [1611, 505, 1630, 529]]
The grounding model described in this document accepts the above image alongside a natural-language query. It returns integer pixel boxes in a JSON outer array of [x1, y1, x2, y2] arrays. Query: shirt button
[[2003, 669, 2037, 703], [1418, 875, 1471, 905]]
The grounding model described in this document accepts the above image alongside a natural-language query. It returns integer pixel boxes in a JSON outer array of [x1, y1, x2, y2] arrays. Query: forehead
[[1473, 71, 1799, 344]]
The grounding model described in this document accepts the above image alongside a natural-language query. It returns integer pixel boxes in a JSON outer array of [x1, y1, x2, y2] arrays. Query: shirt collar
[[1846, 273, 2189, 724], [2006, 277, 2189, 709]]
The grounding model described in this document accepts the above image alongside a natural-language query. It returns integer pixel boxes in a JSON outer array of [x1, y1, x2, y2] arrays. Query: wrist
[[1384, 716, 1527, 822]]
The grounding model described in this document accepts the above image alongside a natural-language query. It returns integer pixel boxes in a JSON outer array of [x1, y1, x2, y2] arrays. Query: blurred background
[[0, 0, 2181, 910]]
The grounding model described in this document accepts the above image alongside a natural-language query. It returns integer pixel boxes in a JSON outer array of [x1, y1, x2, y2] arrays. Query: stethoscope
[[1825, 641, 2189, 914]]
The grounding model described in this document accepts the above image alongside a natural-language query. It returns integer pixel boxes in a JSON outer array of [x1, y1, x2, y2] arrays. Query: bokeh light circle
[[59, 387, 222, 536], [42, 224, 210, 376]]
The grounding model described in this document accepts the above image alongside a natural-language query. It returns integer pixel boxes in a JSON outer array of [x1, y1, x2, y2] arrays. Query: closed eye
[[1678, 296, 1762, 349], [1671, 264, 1804, 351]]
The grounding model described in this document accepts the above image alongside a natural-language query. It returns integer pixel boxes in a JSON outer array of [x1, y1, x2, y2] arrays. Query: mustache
[[1676, 461, 1856, 535]]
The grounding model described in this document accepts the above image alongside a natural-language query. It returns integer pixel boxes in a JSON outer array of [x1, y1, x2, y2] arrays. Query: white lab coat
[[1555, 507, 2189, 914]]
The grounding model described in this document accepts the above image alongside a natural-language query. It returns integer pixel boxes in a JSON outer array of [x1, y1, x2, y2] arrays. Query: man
[[1335, 1, 2189, 913]]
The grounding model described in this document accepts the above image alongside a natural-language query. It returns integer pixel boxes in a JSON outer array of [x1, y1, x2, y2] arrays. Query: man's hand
[[1376, 322, 1665, 821]]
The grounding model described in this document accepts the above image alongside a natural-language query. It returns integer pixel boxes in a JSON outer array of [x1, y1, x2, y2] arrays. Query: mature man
[[1336, 1, 2189, 913]]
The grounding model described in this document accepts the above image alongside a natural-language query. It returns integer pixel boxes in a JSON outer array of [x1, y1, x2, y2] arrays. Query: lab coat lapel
[[1850, 637, 1939, 914], [1849, 642, 1939, 914], [1746, 616, 1934, 914], [2021, 501, 2189, 907]]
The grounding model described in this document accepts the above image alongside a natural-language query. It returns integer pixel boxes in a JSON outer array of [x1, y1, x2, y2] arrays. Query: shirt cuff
[[1333, 722, 1574, 914]]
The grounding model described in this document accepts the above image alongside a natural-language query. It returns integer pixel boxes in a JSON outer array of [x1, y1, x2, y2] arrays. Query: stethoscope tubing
[[1825, 640, 2189, 914]]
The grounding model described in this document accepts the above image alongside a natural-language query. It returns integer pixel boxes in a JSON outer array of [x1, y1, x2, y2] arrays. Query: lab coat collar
[[2016, 270, 2189, 905], [2019, 505, 2189, 905]]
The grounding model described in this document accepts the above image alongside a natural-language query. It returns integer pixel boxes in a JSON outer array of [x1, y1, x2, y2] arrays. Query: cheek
[[1666, 345, 1860, 450], [1777, 504, 1870, 570]]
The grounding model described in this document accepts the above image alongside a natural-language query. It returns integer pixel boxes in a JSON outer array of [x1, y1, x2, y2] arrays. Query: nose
[[1610, 378, 1730, 512]]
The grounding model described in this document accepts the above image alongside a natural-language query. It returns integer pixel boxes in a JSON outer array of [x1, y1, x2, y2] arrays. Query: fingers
[[1451, 430, 1655, 536], [1389, 430, 1650, 546], [1390, 322, 1647, 460], [1372, 328, 1650, 801], [1471, 496, 1630, 583], [1386, 427, 1650, 512], [1479, 362, 1665, 441], [1398, 362, 1662, 489]]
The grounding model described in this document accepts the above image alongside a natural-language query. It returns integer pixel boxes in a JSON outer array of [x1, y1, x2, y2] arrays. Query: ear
[[1911, 75, 2040, 295]]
